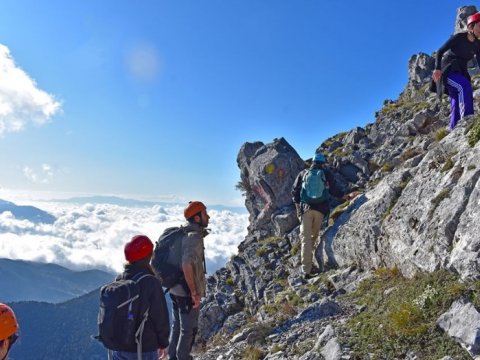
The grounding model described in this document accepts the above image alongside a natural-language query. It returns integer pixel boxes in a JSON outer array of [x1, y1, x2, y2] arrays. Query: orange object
[[184, 201, 206, 219], [0, 303, 18, 341]]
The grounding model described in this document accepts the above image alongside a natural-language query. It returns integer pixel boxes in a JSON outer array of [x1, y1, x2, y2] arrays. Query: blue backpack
[[300, 168, 328, 204]]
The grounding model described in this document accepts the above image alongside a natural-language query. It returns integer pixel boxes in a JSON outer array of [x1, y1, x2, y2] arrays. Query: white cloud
[[0, 44, 61, 137], [0, 201, 249, 274], [23, 164, 54, 184]]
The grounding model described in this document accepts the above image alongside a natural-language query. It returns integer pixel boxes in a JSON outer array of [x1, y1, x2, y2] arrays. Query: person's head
[[184, 201, 209, 227], [124, 235, 154, 265], [467, 12, 480, 38], [0, 303, 19, 359], [311, 152, 326, 168]]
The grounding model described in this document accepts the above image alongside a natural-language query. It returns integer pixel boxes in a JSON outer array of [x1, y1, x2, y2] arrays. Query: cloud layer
[[0, 44, 61, 136], [0, 200, 248, 274]]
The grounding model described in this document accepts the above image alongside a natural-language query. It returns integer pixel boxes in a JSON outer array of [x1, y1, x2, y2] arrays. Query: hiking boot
[[310, 265, 321, 275], [304, 272, 319, 280]]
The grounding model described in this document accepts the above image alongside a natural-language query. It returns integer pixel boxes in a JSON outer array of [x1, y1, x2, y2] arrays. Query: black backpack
[[151, 226, 187, 291], [96, 272, 152, 358]]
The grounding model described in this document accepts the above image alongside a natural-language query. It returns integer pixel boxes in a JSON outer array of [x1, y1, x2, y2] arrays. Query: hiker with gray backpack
[[292, 153, 358, 279], [97, 235, 169, 360], [152, 201, 209, 360]]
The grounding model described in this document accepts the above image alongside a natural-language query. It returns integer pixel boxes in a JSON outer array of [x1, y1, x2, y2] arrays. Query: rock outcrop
[[195, 6, 480, 360]]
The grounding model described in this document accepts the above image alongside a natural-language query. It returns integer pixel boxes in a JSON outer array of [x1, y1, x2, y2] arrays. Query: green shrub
[[467, 116, 480, 147], [256, 247, 267, 257], [242, 346, 264, 360], [382, 163, 394, 172], [290, 243, 300, 256], [400, 148, 420, 162], [441, 157, 454, 172], [368, 160, 380, 173], [339, 269, 471, 359], [430, 188, 450, 217], [435, 128, 449, 142]]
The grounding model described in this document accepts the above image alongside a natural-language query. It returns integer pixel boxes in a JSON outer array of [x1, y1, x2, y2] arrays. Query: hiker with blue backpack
[[292, 153, 358, 279], [97, 235, 169, 360], [153, 201, 209, 360], [432, 11, 480, 130]]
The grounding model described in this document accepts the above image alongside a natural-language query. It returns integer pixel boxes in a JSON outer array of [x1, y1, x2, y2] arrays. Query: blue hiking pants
[[168, 294, 199, 360], [446, 73, 474, 129], [112, 350, 158, 360]]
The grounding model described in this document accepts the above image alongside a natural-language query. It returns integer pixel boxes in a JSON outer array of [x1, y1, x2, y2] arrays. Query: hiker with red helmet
[[167, 201, 209, 360], [0, 303, 19, 360], [107, 235, 170, 360], [432, 11, 480, 130]]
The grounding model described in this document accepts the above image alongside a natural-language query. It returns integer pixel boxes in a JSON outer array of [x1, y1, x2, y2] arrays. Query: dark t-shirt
[[436, 32, 480, 78]]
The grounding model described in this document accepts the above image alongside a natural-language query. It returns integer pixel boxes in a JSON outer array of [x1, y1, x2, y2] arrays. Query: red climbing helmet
[[467, 12, 480, 27], [124, 235, 154, 262]]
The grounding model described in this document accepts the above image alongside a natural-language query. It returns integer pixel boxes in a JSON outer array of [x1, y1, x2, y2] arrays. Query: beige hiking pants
[[300, 209, 324, 274]]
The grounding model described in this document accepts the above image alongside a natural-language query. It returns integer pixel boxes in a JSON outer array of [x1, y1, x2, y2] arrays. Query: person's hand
[[158, 347, 168, 359], [433, 69, 442, 82], [191, 293, 201, 309]]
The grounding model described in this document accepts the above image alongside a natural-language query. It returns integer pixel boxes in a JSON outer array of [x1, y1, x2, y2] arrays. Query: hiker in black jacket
[[432, 11, 480, 130], [112, 235, 170, 360], [292, 153, 358, 279]]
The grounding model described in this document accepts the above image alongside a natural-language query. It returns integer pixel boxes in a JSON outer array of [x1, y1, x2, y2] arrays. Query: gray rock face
[[408, 52, 435, 86], [437, 298, 480, 357], [455, 6, 478, 34], [237, 138, 304, 234]]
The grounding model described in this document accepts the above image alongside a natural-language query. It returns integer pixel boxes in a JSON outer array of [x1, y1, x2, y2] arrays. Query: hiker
[[0, 303, 19, 360], [292, 153, 358, 279], [167, 201, 209, 360], [110, 235, 170, 360], [432, 11, 480, 130]]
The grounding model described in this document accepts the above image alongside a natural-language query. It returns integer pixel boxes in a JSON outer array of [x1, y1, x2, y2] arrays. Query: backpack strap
[[135, 307, 150, 360], [130, 272, 154, 360]]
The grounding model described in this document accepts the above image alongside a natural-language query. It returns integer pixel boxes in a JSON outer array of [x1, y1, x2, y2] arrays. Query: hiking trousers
[[168, 294, 199, 360], [112, 350, 159, 360], [446, 73, 474, 129], [300, 209, 324, 274]]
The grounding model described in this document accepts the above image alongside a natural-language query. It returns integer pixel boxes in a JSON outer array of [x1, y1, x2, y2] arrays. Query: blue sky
[[0, 1, 472, 206]]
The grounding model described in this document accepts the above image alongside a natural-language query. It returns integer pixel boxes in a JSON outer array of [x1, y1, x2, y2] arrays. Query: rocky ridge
[[196, 6, 480, 360]]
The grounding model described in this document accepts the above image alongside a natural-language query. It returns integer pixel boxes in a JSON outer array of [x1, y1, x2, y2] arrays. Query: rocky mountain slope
[[195, 6, 480, 360]]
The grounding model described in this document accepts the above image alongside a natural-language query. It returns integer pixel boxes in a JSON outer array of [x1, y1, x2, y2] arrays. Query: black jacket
[[116, 263, 170, 352], [291, 165, 344, 215], [432, 32, 480, 94]]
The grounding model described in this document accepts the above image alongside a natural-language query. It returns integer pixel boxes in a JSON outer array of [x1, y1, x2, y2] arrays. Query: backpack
[[300, 168, 328, 204], [96, 272, 152, 358], [151, 227, 187, 291]]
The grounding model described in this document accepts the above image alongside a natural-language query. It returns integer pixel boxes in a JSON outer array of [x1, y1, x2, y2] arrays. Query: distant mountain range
[[9, 285, 173, 360], [0, 258, 114, 303], [53, 195, 247, 213], [0, 199, 56, 224], [9, 290, 105, 360]]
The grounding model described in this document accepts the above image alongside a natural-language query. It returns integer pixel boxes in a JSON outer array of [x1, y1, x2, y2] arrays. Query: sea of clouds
[[0, 200, 249, 274]]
